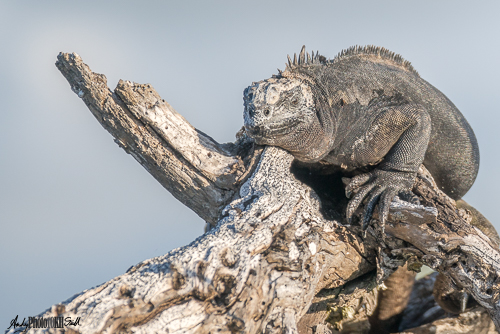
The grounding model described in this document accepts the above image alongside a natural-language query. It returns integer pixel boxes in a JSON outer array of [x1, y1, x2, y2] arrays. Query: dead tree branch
[[55, 52, 260, 224], [8, 53, 499, 334]]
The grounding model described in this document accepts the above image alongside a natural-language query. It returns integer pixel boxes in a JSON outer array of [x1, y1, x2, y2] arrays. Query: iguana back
[[310, 46, 479, 199]]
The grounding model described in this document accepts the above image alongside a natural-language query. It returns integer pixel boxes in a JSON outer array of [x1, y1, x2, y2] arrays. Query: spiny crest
[[281, 45, 419, 77], [284, 45, 325, 72], [334, 45, 419, 76]]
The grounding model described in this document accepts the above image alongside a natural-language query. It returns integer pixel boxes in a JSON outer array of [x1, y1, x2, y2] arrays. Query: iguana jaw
[[245, 117, 333, 163]]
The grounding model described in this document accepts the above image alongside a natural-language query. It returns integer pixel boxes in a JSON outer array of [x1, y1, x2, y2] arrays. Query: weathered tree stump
[[8, 53, 500, 334]]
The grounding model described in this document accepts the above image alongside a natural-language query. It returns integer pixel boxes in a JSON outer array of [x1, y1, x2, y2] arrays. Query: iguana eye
[[247, 92, 254, 100], [291, 98, 299, 105]]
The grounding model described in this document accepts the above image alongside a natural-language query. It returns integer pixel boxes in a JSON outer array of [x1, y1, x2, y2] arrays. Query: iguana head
[[243, 47, 337, 162], [243, 77, 332, 162]]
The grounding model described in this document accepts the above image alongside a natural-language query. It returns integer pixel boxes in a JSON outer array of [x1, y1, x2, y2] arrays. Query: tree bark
[[8, 52, 500, 333]]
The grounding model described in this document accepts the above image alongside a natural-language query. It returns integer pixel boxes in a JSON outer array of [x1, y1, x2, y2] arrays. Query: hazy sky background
[[1, 0, 499, 329]]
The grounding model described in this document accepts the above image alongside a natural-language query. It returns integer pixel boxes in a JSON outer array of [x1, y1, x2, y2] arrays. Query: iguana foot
[[345, 169, 416, 228]]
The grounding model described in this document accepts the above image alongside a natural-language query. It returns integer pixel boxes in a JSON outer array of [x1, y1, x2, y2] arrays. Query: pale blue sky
[[1, 0, 499, 329]]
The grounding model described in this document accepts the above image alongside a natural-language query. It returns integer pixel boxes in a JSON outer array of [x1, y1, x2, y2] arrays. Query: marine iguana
[[243, 45, 490, 331], [243, 45, 479, 228]]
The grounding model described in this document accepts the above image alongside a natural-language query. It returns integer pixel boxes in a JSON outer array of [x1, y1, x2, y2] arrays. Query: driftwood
[[8, 52, 500, 333]]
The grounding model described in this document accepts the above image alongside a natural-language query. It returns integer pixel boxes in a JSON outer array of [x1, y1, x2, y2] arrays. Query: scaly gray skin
[[243, 45, 479, 228]]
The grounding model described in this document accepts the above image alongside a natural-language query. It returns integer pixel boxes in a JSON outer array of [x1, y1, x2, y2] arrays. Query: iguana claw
[[345, 169, 415, 229]]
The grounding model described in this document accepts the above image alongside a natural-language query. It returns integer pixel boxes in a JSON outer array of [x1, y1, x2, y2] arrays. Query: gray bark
[[8, 52, 500, 333]]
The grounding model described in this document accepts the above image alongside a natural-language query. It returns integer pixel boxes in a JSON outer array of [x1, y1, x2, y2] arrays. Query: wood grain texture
[[10, 53, 499, 333]]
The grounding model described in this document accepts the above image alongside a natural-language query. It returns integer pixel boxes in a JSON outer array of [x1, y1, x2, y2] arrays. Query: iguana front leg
[[332, 102, 432, 228]]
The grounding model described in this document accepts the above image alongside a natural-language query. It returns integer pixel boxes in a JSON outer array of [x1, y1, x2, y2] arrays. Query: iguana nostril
[[248, 106, 255, 117]]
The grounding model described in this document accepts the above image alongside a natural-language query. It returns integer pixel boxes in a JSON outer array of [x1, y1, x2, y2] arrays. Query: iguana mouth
[[245, 119, 302, 140]]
